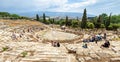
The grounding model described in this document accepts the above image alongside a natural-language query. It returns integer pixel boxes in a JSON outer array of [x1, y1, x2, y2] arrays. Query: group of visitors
[[11, 32, 24, 40], [51, 41, 60, 47], [83, 34, 103, 43], [82, 32, 110, 48]]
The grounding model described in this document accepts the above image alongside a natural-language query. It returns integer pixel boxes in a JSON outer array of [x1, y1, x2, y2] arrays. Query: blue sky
[[0, 0, 120, 15]]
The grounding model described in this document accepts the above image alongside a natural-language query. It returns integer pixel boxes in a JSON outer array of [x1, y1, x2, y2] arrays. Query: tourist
[[83, 39, 87, 43], [19, 34, 22, 38], [51, 41, 54, 46], [28, 29, 30, 32], [95, 36, 98, 44], [97, 33, 102, 40], [82, 43, 88, 48], [57, 42, 60, 47], [23, 30, 25, 33], [11, 33, 17, 40], [104, 33, 106, 39], [101, 40, 110, 48], [61, 25, 65, 30], [53, 41, 57, 47], [91, 36, 95, 42]]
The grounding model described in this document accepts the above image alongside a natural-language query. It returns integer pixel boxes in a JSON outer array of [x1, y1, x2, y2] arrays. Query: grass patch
[[21, 51, 28, 57]]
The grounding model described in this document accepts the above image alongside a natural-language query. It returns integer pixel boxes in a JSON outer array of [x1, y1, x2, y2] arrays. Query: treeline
[[36, 9, 120, 30], [0, 12, 29, 19], [36, 13, 80, 28], [91, 13, 120, 30]]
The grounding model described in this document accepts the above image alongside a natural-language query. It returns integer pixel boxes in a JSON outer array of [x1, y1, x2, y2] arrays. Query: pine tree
[[48, 18, 51, 23], [105, 13, 112, 29], [76, 17, 79, 21], [81, 8, 87, 28], [65, 16, 68, 26], [36, 14, 39, 21], [95, 15, 102, 28], [43, 13, 46, 23], [52, 18, 55, 24]]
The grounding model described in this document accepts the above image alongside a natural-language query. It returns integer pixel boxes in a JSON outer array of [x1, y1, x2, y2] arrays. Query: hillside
[[0, 19, 120, 62]]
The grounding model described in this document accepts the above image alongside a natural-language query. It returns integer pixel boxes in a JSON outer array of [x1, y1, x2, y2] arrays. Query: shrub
[[2, 46, 9, 52], [108, 24, 120, 30], [21, 51, 28, 57], [71, 20, 79, 28], [108, 25, 113, 30], [87, 22, 95, 29], [112, 24, 120, 30], [100, 24, 105, 28]]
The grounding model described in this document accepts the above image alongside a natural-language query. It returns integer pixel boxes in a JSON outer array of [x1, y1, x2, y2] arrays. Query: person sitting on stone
[[95, 36, 98, 44], [82, 43, 88, 48], [53, 41, 57, 47], [11, 33, 17, 40], [101, 40, 110, 48], [61, 25, 66, 30], [91, 36, 95, 42], [83, 39, 87, 43], [51, 41, 54, 46], [97, 34, 102, 40], [57, 42, 60, 47]]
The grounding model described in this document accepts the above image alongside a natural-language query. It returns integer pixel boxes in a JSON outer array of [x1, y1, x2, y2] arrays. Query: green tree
[[95, 15, 102, 28], [76, 17, 79, 21], [43, 13, 46, 23], [100, 13, 108, 25], [65, 16, 68, 26], [111, 15, 120, 23], [11, 14, 20, 17], [36, 14, 39, 21], [105, 13, 112, 29], [111, 24, 120, 30], [87, 22, 95, 29], [100, 24, 105, 28], [71, 20, 79, 27], [0, 12, 10, 17], [49, 18, 55, 24], [59, 19, 66, 26], [81, 8, 87, 28]]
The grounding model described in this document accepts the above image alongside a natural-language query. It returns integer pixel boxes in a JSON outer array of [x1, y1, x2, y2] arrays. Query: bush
[[87, 22, 95, 29], [100, 24, 105, 28], [112, 24, 120, 30], [21, 51, 28, 57], [108, 24, 120, 30], [71, 20, 79, 28], [108, 25, 113, 30], [2, 46, 9, 51], [59, 20, 65, 26], [44, 20, 50, 24]]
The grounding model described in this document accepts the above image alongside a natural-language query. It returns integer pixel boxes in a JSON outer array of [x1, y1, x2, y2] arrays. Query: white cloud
[[33, 0, 68, 11], [0, 0, 98, 12], [48, 0, 98, 12], [1, 0, 119, 15]]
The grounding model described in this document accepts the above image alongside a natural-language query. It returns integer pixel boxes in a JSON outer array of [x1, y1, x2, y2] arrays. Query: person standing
[[104, 33, 106, 39]]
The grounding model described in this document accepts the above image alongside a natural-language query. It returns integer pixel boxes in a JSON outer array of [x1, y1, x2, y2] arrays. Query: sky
[[0, 0, 120, 15]]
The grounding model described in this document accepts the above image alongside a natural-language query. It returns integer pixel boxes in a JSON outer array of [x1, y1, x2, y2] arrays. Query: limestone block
[[78, 57, 85, 62], [84, 57, 92, 61], [90, 53, 100, 59], [110, 58, 120, 62]]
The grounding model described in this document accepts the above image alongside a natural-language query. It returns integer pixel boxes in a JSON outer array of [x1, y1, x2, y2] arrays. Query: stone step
[[110, 58, 120, 62], [20, 56, 67, 62]]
